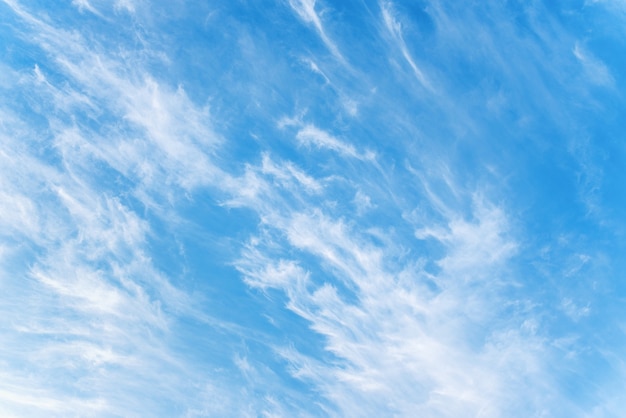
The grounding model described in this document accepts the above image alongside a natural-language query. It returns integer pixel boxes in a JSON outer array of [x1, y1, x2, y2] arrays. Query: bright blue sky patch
[[1, 0, 625, 416]]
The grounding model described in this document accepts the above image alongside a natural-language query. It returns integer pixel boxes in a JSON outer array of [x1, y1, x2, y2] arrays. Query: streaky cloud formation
[[380, 1, 433, 91], [1, 0, 625, 417], [288, 0, 346, 64]]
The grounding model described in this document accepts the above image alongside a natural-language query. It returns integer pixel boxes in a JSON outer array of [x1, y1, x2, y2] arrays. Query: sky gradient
[[1, 0, 626, 417]]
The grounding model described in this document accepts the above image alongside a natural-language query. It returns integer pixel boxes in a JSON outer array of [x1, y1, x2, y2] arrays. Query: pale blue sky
[[1, 0, 625, 416]]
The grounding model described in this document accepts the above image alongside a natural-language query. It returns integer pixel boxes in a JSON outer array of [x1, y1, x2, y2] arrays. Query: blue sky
[[1, 0, 625, 416]]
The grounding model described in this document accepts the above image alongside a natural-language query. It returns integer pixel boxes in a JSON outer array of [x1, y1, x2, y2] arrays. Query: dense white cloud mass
[[1, 0, 625, 417]]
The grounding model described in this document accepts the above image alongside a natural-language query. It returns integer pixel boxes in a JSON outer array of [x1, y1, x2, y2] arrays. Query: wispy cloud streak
[[288, 0, 346, 63], [381, 1, 433, 91]]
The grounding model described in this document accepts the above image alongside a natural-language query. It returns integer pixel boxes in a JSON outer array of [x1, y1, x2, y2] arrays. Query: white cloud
[[114, 0, 136, 13], [292, 124, 376, 161], [381, 1, 433, 91], [296, 124, 359, 158], [235, 178, 554, 416], [353, 190, 374, 214], [423, 199, 517, 277], [288, 0, 345, 63], [261, 153, 323, 195], [573, 42, 614, 87], [71, 0, 99, 15], [229, 137, 586, 415]]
